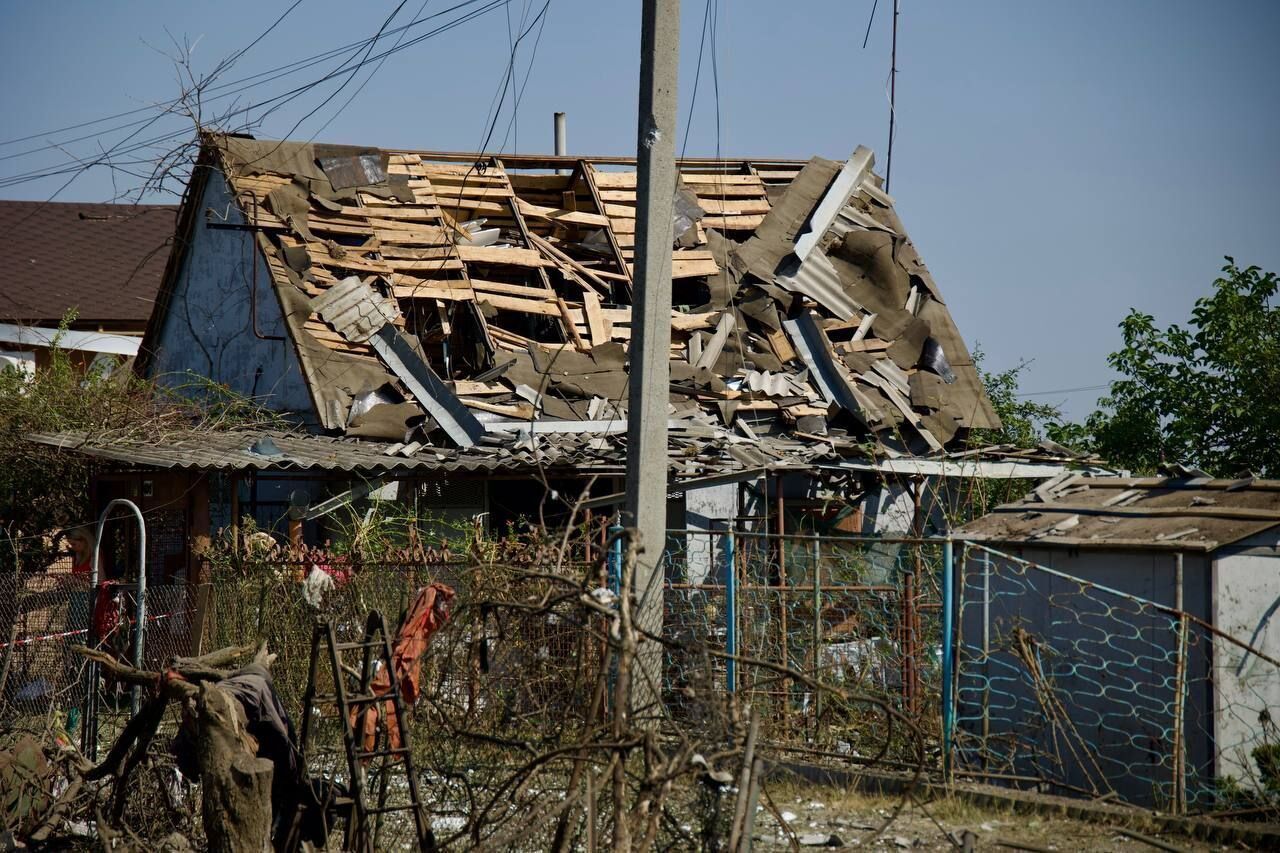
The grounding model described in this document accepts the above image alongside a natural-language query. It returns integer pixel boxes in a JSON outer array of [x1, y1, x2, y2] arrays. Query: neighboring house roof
[[141, 133, 998, 465], [957, 475, 1280, 552], [0, 200, 176, 326]]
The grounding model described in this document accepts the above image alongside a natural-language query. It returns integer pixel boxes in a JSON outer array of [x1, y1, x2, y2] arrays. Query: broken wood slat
[[373, 227, 453, 246], [462, 398, 536, 419], [387, 163, 428, 176], [556, 296, 589, 351], [382, 258, 465, 272], [754, 168, 802, 181], [449, 381, 510, 396], [524, 232, 613, 295], [477, 292, 562, 316], [377, 246, 462, 260], [686, 183, 770, 198], [595, 189, 640, 203], [416, 162, 497, 177], [338, 206, 442, 221], [433, 198, 511, 217], [515, 198, 610, 228], [700, 214, 767, 230], [454, 245, 551, 267], [588, 171, 638, 188], [429, 184, 515, 201], [599, 308, 719, 332], [610, 218, 636, 235], [309, 253, 393, 275], [628, 256, 721, 279], [301, 218, 377, 238], [414, 172, 510, 188], [767, 328, 797, 363], [317, 214, 425, 233], [602, 202, 639, 219], [487, 325, 539, 347], [581, 290, 608, 344], [470, 278, 557, 299], [357, 191, 438, 208], [696, 197, 772, 215], [679, 172, 764, 185], [231, 175, 292, 193], [390, 284, 475, 302], [844, 338, 892, 353]]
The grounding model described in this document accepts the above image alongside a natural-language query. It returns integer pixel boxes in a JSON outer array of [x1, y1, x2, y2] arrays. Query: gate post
[[941, 537, 955, 778], [725, 529, 736, 692]]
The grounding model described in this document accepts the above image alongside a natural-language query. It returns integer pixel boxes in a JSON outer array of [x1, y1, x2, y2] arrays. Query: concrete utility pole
[[625, 0, 680, 711]]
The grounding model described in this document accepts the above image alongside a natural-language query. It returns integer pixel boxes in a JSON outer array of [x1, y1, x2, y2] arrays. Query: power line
[[0, 0, 496, 153], [1015, 383, 1110, 399]]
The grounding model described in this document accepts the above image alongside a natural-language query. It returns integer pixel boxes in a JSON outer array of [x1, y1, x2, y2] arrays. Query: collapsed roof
[[145, 133, 998, 460]]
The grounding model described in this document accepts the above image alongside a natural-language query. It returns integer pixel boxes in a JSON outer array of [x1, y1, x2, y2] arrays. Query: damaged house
[[32, 132, 1097, 579]]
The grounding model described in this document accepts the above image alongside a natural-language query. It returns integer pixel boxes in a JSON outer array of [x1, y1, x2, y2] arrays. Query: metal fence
[[661, 530, 946, 765], [0, 561, 196, 753], [8, 529, 1279, 836], [952, 543, 1280, 816]]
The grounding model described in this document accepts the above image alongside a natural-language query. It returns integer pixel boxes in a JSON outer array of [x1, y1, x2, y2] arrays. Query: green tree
[[970, 348, 1065, 449], [1085, 260, 1279, 477], [1, 320, 281, 573]]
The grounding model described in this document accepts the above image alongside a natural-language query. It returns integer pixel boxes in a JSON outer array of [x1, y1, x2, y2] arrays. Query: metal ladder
[[297, 611, 434, 852]]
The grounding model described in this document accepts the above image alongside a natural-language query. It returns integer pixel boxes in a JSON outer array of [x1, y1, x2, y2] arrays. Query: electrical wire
[[0, 0, 497, 154], [0, 0, 513, 194]]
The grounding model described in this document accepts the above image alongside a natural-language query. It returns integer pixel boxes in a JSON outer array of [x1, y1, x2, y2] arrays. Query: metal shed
[[953, 475, 1280, 811]]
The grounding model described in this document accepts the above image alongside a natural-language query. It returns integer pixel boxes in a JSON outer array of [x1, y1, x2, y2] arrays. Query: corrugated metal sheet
[[26, 430, 619, 475]]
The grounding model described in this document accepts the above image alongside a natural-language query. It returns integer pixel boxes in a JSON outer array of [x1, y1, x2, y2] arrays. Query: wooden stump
[[197, 682, 274, 853]]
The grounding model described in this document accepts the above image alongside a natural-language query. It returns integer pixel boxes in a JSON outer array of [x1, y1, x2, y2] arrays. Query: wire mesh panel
[[954, 544, 1280, 815], [0, 567, 92, 716], [663, 530, 945, 765]]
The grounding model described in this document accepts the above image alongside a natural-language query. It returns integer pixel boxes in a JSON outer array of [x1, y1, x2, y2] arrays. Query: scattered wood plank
[[454, 245, 551, 267], [581, 290, 608, 345], [516, 197, 611, 228], [390, 283, 474, 301], [476, 292, 562, 316]]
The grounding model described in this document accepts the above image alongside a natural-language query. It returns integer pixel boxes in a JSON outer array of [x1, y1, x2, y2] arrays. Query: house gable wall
[[143, 168, 316, 422]]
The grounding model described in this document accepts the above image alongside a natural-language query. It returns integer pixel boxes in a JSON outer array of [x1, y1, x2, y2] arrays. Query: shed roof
[[139, 133, 997, 461], [956, 475, 1280, 552], [0, 201, 176, 326]]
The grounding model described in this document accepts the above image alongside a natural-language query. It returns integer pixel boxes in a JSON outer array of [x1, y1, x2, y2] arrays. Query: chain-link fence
[[0, 556, 197, 764], [953, 543, 1280, 817], [662, 530, 946, 767]]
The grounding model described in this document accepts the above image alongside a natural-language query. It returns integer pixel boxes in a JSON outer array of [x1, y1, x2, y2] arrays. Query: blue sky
[[2, 1, 1277, 419]]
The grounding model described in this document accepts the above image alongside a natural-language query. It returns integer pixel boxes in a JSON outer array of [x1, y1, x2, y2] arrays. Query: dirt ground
[[749, 786, 1256, 852]]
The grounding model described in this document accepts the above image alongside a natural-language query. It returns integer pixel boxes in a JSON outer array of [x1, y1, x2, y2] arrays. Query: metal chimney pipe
[[554, 111, 567, 174]]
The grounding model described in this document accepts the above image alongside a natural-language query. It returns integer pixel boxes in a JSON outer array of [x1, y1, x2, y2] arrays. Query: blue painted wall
[[145, 168, 315, 422]]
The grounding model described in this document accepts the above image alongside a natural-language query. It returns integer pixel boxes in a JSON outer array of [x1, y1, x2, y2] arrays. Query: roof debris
[[151, 134, 1003, 465]]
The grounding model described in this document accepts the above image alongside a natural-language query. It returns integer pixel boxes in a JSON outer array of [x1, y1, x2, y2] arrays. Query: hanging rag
[[352, 582, 455, 755]]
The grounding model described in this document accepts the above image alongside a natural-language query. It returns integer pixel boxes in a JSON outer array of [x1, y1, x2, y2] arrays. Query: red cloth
[[353, 582, 454, 755], [92, 582, 121, 642], [68, 559, 120, 642]]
